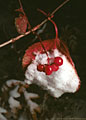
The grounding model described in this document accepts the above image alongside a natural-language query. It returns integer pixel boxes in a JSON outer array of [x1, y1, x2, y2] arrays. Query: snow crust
[[25, 49, 80, 98]]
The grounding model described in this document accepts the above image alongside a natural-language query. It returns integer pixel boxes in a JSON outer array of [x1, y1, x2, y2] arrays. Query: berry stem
[[18, 1, 50, 64], [33, 32, 49, 64], [48, 19, 60, 48], [37, 9, 60, 47]]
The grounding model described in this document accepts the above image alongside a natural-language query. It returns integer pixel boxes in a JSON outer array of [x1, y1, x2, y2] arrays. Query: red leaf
[[22, 39, 74, 68], [15, 14, 28, 34]]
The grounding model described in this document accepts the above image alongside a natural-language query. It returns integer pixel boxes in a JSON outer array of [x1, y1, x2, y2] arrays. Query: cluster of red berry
[[37, 57, 63, 75]]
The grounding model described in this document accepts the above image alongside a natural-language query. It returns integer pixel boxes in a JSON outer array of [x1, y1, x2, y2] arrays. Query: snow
[[3, 79, 40, 118], [0, 114, 7, 120], [24, 91, 40, 113], [0, 107, 7, 120], [25, 49, 80, 98], [10, 86, 20, 98], [0, 107, 7, 113], [8, 96, 21, 109], [6, 79, 24, 87]]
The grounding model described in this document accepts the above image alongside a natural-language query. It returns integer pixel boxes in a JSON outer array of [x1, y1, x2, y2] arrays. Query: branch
[[0, 0, 70, 48]]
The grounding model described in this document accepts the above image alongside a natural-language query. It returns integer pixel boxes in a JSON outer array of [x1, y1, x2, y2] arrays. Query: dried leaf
[[15, 14, 28, 34]]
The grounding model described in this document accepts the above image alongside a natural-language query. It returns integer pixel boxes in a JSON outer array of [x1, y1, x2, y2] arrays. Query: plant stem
[[49, 19, 59, 47], [0, 0, 70, 48]]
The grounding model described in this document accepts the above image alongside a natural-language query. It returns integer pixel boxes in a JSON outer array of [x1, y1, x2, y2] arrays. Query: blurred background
[[0, 0, 86, 119]]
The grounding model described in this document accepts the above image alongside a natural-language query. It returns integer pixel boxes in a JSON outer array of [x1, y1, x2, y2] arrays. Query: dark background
[[0, 0, 86, 119]]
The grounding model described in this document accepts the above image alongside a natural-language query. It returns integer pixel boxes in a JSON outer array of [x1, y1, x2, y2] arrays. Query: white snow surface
[[25, 49, 80, 98]]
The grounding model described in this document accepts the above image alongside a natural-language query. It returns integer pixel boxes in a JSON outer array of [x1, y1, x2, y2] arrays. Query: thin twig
[[51, 0, 69, 16], [0, 0, 70, 48]]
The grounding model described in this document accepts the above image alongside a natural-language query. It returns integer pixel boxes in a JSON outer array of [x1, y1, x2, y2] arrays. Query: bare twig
[[51, 0, 69, 16], [0, 0, 70, 48]]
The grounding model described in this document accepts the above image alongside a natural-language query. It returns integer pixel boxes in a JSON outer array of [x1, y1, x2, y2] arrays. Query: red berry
[[51, 64, 59, 71], [45, 65, 53, 75], [54, 57, 63, 66], [37, 64, 44, 72]]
